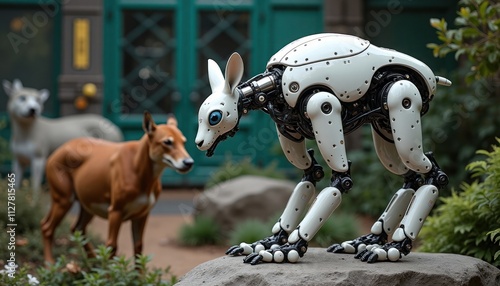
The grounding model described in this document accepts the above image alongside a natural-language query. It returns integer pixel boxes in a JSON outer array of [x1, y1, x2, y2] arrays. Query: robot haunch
[[195, 33, 450, 264]]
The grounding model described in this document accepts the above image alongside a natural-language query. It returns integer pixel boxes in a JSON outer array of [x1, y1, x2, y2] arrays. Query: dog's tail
[[85, 116, 124, 142]]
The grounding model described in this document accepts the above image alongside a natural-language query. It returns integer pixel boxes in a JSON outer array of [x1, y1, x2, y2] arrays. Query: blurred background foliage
[[418, 0, 500, 266], [428, 0, 500, 82]]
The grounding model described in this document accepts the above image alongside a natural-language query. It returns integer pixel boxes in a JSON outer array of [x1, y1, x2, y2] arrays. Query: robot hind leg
[[357, 80, 448, 263], [328, 124, 419, 254]]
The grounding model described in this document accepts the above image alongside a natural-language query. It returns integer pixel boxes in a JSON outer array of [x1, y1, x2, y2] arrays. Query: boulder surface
[[177, 248, 500, 286], [193, 175, 295, 234]]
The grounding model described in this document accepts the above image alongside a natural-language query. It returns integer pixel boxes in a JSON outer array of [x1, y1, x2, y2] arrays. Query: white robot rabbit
[[196, 33, 450, 264]]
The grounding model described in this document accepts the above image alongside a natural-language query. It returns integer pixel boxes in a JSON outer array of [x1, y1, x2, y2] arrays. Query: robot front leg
[[225, 180, 316, 256], [244, 167, 353, 265], [226, 149, 321, 256], [244, 181, 344, 265]]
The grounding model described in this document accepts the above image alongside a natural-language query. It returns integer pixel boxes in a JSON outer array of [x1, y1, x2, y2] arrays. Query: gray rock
[[193, 175, 295, 235], [177, 248, 500, 286]]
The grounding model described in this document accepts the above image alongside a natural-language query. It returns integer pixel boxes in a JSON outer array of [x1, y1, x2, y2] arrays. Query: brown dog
[[41, 112, 194, 263]]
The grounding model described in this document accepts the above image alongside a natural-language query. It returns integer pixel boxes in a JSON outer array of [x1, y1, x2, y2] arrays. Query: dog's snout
[[183, 158, 194, 168], [28, 108, 36, 116]]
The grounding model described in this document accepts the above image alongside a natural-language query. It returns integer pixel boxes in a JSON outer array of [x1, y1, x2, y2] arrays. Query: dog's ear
[[12, 79, 23, 91], [142, 111, 156, 136], [166, 114, 177, 127], [39, 89, 49, 103], [2, 80, 12, 96]]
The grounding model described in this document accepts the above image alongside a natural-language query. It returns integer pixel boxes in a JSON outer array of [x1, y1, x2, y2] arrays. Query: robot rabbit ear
[[223, 52, 244, 96], [207, 59, 226, 93]]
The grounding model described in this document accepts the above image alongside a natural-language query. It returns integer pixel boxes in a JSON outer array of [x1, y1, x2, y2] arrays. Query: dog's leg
[[41, 195, 73, 263], [31, 157, 46, 200], [41, 163, 75, 263], [12, 159, 23, 189], [72, 205, 96, 258], [107, 208, 124, 257], [131, 215, 148, 258]]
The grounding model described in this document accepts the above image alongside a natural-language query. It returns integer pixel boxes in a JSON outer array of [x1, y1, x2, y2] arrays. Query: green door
[[0, 0, 61, 174], [103, 0, 323, 186]]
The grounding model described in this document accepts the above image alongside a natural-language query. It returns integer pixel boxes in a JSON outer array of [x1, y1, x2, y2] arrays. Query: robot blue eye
[[208, 110, 223, 126]]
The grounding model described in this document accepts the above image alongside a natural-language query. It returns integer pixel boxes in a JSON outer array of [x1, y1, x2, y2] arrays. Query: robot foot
[[243, 239, 308, 265], [355, 238, 412, 263], [226, 228, 288, 256], [326, 232, 388, 254]]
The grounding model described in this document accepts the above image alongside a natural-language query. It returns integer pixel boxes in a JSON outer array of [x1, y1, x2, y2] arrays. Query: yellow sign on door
[[73, 18, 90, 70]]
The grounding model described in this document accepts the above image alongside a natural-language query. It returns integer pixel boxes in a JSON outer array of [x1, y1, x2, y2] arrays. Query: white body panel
[[276, 125, 312, 170], [393, 184, 438, 241], [266, 33, 437, 107], [373, 188, 415, 235], [387, 80, 432, 173], [288, 187, 342, 242], [371, 126, 409, 175], [306, 91, 348, 172], [273, 181, 316, 233]]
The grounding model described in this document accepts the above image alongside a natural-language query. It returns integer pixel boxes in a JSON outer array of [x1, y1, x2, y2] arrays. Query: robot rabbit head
[[195, 52, 244, 157]]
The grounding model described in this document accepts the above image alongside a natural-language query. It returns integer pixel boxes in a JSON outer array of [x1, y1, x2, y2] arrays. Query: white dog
[[3, 79, 123, 198]]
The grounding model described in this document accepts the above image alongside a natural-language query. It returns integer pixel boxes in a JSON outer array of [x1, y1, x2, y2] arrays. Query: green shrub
[[205, 157, 287, 189], [178, 216, 221, 246], [0, 232, 177, 286], [419, 138, 500, 266]]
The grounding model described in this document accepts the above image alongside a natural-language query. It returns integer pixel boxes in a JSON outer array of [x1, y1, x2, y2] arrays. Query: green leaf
[[459, 7, 471, 19], [488, 20, 499, 31], [455, 17, 467, 26], [455, 48, 467, 60], [488, 52, 498, 63], [461, 27, 481, 38], [430, 18, 444, 30], [479, 1, 489, 20]]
